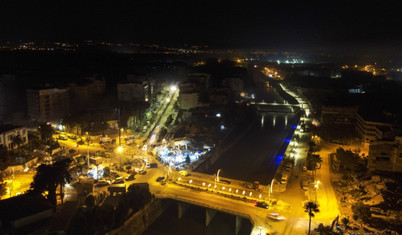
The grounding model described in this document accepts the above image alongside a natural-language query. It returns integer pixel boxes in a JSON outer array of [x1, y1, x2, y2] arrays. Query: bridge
[[250, 101, 300, 113], [154, 182, 273, 235], [250, 101, 300, 107], [148, 170, 290, 235]]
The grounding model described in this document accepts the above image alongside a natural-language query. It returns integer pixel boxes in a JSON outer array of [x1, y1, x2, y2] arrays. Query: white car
[[267, 213, 285, 221]]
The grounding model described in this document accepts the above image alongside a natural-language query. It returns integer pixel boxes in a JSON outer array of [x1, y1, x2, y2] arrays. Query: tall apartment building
[[222, 77, 244, 95], [26, 87, 69, 123], [68, 76, 106, 111], [321, 105, 358, 125], [117, 82, 146, 103], [0, 125, 28, 150], [0, 74, 18, 122], [179, 92, 200, 110]]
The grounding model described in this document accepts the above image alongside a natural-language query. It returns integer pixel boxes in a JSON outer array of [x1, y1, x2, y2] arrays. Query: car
[[280, 175, 288, 184], [125, 174, 135, 181], [138, 170, 147, 175], [300, 180, 308, 190], [127, 169, 137, 175], [255, 201, 269, 209], [58, 135, 68, 140], [113, 177, 125, 184], [156, 176, 165, 182], [179, 170, 188, 176], [267, 213, 285, 221], [220, 179, 231, 185], [302, 164, 307, 172]]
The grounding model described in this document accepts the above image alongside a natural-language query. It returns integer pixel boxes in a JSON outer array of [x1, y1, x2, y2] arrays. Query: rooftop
[[0, 124, 21, 133]]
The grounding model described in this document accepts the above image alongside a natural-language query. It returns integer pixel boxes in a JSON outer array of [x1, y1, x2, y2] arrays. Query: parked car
[[156, 176, 165, 182], [138, 170, 147, 175], [267, 213, 285, 221], [125, 174, 135, 181], [254, 201, 269, 209], [58, 135, 68, 140], [280, 174, 288, 184], [113, 177, 125, 184], [300, 180, 308, 190], [179, 170, 188, 176]]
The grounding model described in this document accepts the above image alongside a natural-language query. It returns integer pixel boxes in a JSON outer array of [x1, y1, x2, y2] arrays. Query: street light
[[216, 169, 221, 183], [269, 178, 275, 200], [117, 146, 123, 170], [170, 85, 177, 92], [259, 225, 262, 235], [86, 132, 90, 167]]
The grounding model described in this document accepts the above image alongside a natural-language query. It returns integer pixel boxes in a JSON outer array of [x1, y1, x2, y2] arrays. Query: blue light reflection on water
[[275, 155, 284, 166]]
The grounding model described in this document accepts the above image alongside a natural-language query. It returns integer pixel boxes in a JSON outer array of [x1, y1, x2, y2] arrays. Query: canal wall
[[105, 198, 170, 235], [270, 82, 303, 192]]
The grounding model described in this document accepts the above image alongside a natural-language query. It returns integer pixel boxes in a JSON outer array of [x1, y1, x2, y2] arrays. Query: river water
[[143, 72, 299, 234]]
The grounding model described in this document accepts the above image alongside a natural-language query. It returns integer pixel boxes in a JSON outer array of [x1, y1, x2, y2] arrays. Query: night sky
[[1, 0, 401, 54]]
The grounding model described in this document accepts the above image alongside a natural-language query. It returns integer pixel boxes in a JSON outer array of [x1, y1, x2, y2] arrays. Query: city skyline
[[1, 0, 401, 56]]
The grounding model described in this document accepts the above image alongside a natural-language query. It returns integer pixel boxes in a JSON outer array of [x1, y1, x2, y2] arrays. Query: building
[[222, 77, 244, 95], [321, 105, 358, 125], [178, 81, 209, 110], [68, 76, 106, 111], [0, 125, 28, 150], [179, 92, 200, 110], [368, 136, 402, 172], [0, 74, 18, 122], [186, 73, 210, 91], [0, 194, 53, 231], [356, 112, 394, 143], [26, 87, 69, 123], [117, 82, 146, 103]]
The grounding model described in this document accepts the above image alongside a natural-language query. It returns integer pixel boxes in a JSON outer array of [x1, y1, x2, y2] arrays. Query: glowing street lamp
[[86, 132, 90, 167], [170, 85, 177, 92], [315, 180, 320, 189], [117, 146, 123, 170]]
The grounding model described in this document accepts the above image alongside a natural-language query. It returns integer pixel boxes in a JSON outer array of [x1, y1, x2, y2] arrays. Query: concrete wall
[[106, 199, 170, 235]]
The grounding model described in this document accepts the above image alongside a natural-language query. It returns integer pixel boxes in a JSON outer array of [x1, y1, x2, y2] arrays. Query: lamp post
[[86, 132, 90, 167], [117, 146, 123, 170], [269, 178, 275, 200], [216, 169, 221, 183]]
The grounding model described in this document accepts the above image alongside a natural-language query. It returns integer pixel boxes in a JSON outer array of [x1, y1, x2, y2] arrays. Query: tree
[[304, 201, 320, 235], [306, 154, 323, 180], [53, 159, 72, 205], [39, 123, 54, 142], [11, 134, 23, 149], [30, 159, 72, 207]]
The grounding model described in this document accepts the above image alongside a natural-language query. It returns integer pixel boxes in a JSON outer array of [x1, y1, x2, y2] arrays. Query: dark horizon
[[1, 0, 401, 56]]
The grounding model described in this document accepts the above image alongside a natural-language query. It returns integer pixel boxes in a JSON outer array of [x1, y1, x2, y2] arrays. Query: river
[[143, 71, 299, 235]]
